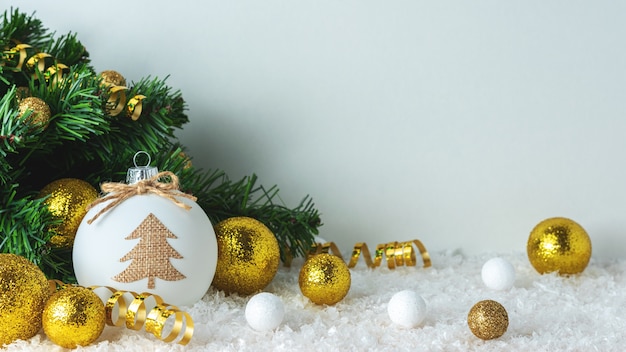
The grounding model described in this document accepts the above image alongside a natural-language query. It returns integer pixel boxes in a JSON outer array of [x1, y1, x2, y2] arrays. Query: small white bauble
[[73, 193, 218, 307], [245, 292, 284, 331], [481, 257, 516, 290], [387, 290, 427, 328]]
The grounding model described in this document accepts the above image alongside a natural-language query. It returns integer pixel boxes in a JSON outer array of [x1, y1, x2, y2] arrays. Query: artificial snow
[[4, 251, 625, 351]]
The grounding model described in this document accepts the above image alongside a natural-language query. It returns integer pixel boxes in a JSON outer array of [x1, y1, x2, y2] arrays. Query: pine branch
[[0, 9, 324, 282], [159, 148, 322, 261]]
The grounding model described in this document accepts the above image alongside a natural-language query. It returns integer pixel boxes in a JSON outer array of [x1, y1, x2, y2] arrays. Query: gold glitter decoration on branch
[[86, 171, 196, 224], [38, 178, 99, 248], [308, 240, 431, 269], [48, 280, 194, 345]]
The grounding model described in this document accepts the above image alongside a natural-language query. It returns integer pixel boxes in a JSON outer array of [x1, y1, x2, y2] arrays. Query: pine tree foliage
[[0, 9, 321, 281]]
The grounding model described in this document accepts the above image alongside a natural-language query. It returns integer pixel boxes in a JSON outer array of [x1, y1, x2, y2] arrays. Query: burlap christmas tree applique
[[112, 213, 186, 289]]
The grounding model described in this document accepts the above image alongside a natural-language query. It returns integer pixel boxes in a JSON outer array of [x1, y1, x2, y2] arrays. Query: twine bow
[[86, 171, 196, 224]]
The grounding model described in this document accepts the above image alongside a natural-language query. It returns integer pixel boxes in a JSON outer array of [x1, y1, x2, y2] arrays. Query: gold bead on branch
[[17, 96, 52, 129]]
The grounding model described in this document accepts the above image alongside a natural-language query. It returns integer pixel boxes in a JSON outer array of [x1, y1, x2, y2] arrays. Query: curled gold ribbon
[[309, 240, 431, 269], [86, 171, 196, 224], [126, 94, 146, 120], [44, 63, 68, 85], [5, 43, 32, 70], [106, 85, 128, 116], [26, 52, 52, 75], [48, 281, 194, 345]]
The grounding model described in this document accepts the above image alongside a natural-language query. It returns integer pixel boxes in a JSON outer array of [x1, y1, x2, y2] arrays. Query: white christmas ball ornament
[[481, 257, 516, 290], [245, 292, 284, 331], [387, 290, 427, 328], [73, 192, 218, 307]]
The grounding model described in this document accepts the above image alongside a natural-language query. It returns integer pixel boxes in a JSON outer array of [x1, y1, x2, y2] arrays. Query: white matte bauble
[[245, 292, 284, 331], [73, 193, 217, 307], [387, 290, 427, 328], [481, 257, 516, 291]]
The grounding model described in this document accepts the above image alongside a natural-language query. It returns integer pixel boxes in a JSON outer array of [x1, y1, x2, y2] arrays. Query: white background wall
[[9, 1, 626, 259]]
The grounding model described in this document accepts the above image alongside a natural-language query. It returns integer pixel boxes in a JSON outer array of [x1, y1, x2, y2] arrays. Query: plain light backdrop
[[9, 1, 626, 259]]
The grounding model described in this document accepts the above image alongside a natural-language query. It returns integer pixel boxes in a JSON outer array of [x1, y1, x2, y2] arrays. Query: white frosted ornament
[[481, 257, 516, 290], [73, 152, 218, 307], [245, 292, 284, 331], [387, 290, 427, 328]]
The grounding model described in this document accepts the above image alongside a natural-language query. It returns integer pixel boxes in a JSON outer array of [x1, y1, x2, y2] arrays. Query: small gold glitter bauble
[[299, 253, 351, 305], [212, 217, 280, 295], [0, 254, 50, 346], [467, 299, 509, 340], [17, 96, 52, 129], [99, 70, 126, 87], [15, 86, 30, 101], [43, 286, 105, 349], [527, 217, 592, 275], [39, 178, 98, 248]]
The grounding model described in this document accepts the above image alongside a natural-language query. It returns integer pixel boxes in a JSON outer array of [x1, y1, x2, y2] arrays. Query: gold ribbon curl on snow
[[308, 240, 431, 269], [86, 171, 196, 224], [48, 280, 193, 345]]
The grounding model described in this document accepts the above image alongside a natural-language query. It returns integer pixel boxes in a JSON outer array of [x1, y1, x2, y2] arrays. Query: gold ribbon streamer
[[86, 171, 196, 224], [26, 52, 53, 75], [6, 43, 32, 70], [48, 280, 193, 345], [106, 85, 128, 116], [44, 63, 68, 85], [309, 240, 431, 269], [126, 94, 146, 121]]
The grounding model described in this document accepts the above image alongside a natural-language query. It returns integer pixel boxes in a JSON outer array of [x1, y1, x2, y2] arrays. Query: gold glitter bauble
[[0, 254, 50, 346], [212, 217, 280, 295], [299, 253, 351, 305], [467, 300, 509, 340], [42, 287, 105, 349], [99, 70, 126, 87], [15, 86, 30, 101], [17, 96, 51, 129], [527, 217, 592, 275], [39, 178, 98, 248]]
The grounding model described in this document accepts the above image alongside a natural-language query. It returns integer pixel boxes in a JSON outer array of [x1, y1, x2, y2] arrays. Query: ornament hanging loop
[[127, 151, 159, 184]]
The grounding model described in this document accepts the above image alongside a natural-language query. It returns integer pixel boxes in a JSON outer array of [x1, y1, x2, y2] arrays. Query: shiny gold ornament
[[299, 253, 351, 305], [0, 254, 50, 346], [39, 178, 98, 248], [527, 217, 592, 275], [467, 300, 509, 340], [100, 70, 126, 87], [42, 286, 105, 348], [212, 217, 280, 295], [17, 96, 52, 129]]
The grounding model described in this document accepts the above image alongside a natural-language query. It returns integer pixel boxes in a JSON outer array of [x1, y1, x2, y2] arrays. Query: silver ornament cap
[[126, 151, 158, 184]]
